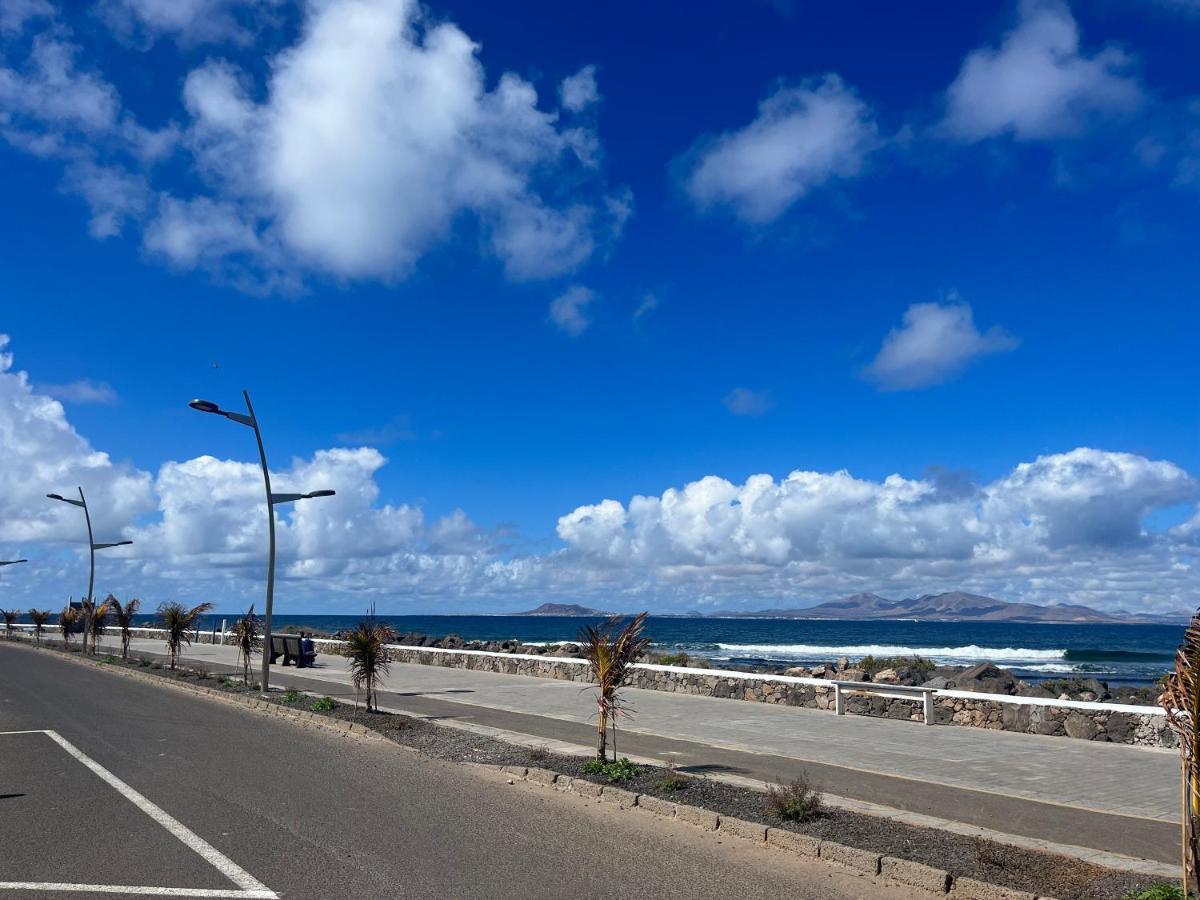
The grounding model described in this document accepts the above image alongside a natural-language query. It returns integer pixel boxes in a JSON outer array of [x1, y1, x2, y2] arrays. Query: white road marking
[[0, 730, 276, 898], [0, 885, 275, 898]]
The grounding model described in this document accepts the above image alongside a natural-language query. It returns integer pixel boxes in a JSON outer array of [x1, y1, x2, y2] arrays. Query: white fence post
[[834, 683, 845, 716]]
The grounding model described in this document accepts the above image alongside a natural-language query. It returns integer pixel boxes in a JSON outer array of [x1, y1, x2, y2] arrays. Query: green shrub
[[858, 655, 935, 678], [656, 774, 688, 792], [311, 696, 337, 712], [281, 689, 304, 704], [765, 776, 822, 822], [98, 655, 120, 665], [655, 652, 691, 667], [581, 757, 641, 782], [1123, 884, 1187, 900]]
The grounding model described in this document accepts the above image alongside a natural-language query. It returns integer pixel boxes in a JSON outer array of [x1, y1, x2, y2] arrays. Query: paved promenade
[[113, 634, 1180, 865]]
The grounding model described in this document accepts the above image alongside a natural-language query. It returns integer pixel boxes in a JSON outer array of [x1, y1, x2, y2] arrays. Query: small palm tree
[[29, 609, 51, 645], [83, 597, 114, 655], [1162, 607, 1200, 896], [0, 608, 17, 639], [58, 606, 78, 647], [109, 596, 141, 659], [232, 604, 261, 685], [580, 612, 650, 761], [157, 601, 215, 669], [345, 607, 395, 712]]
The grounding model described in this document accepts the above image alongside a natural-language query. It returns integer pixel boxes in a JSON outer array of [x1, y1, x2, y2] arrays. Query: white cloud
[[557, 448, 1200, 613], [723, 387, 774, 417], [0, 0, 625, 291], [633, 293, 658, 323], [38, 379, 119, 405], [682, 75, 879, 223], [0, 0, 52, 33], [548, 285, 597, 336], [942, 0, 1144, 142], [863, 300, 1018, 391], [98, 0, 275, 46], [559, 64, 599, 112]]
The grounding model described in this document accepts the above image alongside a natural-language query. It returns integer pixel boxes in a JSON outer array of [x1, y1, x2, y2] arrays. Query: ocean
[[138, 613, 1186, 687]]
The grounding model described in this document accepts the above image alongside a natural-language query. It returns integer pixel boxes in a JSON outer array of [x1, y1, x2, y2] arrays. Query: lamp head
[[306, 490, 336, 498], [189, 399, 221, 414], [46, 493, 64, 501]]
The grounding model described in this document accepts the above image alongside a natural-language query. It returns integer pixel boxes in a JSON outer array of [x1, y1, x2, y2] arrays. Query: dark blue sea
[[135, 613, 1185, 687]]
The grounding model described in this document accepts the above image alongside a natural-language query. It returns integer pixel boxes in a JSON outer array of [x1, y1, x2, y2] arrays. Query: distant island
[[707, 591, 1183, 624], [514, 602, 613, 617]]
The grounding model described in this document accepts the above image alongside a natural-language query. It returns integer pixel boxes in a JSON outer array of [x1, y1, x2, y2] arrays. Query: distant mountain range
[[514, 602, 613, 617], [708, 591, 1184, 624]]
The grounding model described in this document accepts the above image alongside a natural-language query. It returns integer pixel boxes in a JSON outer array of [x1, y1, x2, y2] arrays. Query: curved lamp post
[[0, 559, 28, 567], [46, 488, 132, 653], [189, 391, 335, 696]]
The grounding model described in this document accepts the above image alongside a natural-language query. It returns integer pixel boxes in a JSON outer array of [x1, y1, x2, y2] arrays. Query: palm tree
[[345, 607, 395, 712], [232, 604, 261, 685], [109, 596, 141, 660], [157, 601, 214, 669], [58, 606, 78, 647], [83, 596, 114, 655], [28, 609, 51, 645], [579, 612, 650, 761], [1162, 608, 1200, 896], [0, 608, 17, 640]]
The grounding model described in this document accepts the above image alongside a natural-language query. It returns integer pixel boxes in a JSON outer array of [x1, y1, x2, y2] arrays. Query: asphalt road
[[0, 644, 918, 899]]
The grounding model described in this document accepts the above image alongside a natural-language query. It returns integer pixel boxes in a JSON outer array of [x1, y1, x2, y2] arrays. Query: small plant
[[859, 655, 935, 678], [1124, 885, 1187, 900], [655, 651, 691, 667], [346, 605, 396, 712], [138, 658, 151, 667], [581, 757, 641, 782], [0, 608, 17, 639], [311, 696, 337, 712], [281, 689, 304, 704], [580, 612, 651, 761], [109, 596, 141, 660], [29, 609, 51, 645], [232, 604, 261, 685], [58, 606, 78, 647], [765, 776, 823, 823], [656, 773, 689, 792], [156, 600, 215, 669], [527, 745, 550, 763], [98, 655, 120, 665]]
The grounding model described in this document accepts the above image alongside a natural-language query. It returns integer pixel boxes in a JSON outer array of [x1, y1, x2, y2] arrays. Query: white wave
[[713, 643, 1066, 663], [1017, 663, 1084, 673]]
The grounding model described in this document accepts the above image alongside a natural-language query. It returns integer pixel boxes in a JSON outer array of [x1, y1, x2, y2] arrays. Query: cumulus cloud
[[37, 379, 119, 405], [723, 387, 774, 417], [98, 0, 271, 45], [559, 64, 599, 112], [863, 301, 1018, 391], [548, 285, 597, 336], [557, 448, 1200, 612], [681, 75, 879, 223], [941, 0, 1144, 142], [0, 0, 52, 33], [0, 0, 625, 291]]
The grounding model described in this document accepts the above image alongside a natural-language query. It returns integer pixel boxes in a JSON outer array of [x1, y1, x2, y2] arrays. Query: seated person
[[298, 632, 318, 668]]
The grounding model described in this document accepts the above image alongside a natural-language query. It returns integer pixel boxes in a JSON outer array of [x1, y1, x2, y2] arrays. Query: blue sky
[[0, 0, 1197, 614]]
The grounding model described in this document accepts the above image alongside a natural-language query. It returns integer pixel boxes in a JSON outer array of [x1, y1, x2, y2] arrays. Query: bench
[[830, 681, 938, 725], [268, 635, 317, 668]]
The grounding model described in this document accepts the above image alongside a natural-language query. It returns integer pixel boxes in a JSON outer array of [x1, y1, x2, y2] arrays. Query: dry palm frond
[[1160, 606, 1200, 896], [108, 596, 141, 659], [84, 597, 114, 654], [157, 601, 215, 669], [29, 609, 52, 645], [579, 612, 651, 761], [345, 606, 395, 712], [0, 608, 17, 639], [58, 606, 78, 646], [232, 604, 261, 685]]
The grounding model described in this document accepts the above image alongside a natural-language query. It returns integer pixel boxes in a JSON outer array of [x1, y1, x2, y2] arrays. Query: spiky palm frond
[[579, 612, 650, 761], [83, 597, 114, 653], [1160, 607, 1200, 896], [232, 604, 261, 684], [58, 606, 77, 645], [0, 608, 17, 639], [157, 601, 215, 669], [108, 596, 141, 659], [28, 609, 51, 645], [345, 608, 395, 712]]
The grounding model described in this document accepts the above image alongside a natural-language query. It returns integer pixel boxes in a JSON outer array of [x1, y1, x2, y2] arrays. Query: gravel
[[66, 646, 1165, 900]]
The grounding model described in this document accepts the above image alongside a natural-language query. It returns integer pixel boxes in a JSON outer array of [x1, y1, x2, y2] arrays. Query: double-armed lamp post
[[189, 391, 334, 696], [45, 487, 133, 652]]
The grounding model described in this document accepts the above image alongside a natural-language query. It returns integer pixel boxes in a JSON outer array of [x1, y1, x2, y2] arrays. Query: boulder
[[951, 662, 1018, 695], [921, 675, 952, 690], [1064, 712, 1100, 740], [836, 656, 850, 671], [783, 666, 811, 677], [872, 668, 900, 684], [841, 668, 869, 682], [1017, 683, 1055, 699]]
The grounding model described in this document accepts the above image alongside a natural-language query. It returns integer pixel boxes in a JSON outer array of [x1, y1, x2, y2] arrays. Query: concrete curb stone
[[881, 856, 952, 893], [675, 803, 720, 831], [950, 877, 1037, 900], [571, 779, 603, 799], [719, 816, 767, 844], [525, 767, 559, 786], [766, 828, 821, 858], [599, 786, 639, 809], [634, 794, 677, 819], [820, 840, 882, 875]]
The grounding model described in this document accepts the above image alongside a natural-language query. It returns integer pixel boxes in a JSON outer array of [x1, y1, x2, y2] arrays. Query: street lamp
[[189, 391, 335, 696], [0, 559, 28, 567], [46, 488, 133, 653]]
